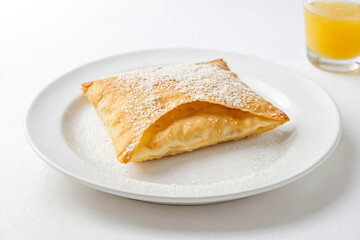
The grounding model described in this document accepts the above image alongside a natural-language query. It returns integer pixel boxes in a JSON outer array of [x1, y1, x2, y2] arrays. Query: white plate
[[25, 48, 341, 205]]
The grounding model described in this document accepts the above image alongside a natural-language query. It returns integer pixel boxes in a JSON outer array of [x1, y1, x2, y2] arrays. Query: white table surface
[[1, 0, 360, 239]]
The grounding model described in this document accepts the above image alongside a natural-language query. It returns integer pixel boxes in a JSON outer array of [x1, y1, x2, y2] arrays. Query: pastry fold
[[81, 59, 289, 163]]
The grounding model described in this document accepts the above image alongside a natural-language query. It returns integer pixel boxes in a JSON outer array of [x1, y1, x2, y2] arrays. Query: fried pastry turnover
[[81, 59, 289, 163]]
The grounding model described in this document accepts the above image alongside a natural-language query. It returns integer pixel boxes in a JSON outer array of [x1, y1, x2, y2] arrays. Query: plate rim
[[25, 48, 342, 204]]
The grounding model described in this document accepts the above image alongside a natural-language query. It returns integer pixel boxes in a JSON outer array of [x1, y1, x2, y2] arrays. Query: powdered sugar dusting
[[110, 63, 258, 122]]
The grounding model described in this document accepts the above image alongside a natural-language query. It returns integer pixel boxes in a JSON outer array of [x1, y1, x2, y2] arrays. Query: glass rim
[[304, 0, 360, 20]]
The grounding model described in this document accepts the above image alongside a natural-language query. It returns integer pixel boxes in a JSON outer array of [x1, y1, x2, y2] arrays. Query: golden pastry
[[81, 59, 289, 163]]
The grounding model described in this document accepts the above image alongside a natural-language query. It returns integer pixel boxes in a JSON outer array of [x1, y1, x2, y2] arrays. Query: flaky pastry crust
[[82, 59, 289, 163]]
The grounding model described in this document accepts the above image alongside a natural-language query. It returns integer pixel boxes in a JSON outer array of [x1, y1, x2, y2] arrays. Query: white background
[[1, 0, 360, 239]]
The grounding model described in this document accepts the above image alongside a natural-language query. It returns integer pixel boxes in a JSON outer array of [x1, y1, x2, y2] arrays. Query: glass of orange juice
[[304, 0, 360, 72]]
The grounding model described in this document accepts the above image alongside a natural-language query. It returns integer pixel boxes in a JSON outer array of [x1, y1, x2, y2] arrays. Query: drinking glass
[[304, 0, 360, 72]]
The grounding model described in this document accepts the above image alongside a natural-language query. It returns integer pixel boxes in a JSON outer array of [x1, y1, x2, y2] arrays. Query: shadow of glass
[[43, 131, 353, 232]]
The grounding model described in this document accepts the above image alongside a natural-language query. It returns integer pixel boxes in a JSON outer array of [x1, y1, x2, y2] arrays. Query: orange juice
[[304, 1, 360, 60]]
